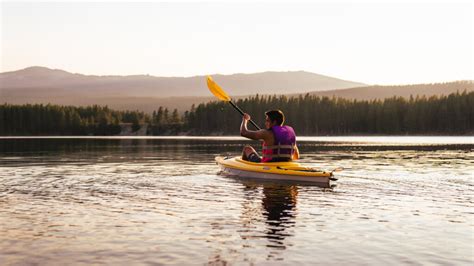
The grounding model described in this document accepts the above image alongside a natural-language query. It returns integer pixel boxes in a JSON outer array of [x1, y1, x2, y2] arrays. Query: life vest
[[262, 125, 296, 162]]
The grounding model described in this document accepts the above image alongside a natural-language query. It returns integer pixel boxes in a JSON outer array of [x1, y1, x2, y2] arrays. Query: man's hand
[[292, 146, 300, 160], [243, 113, 251, 121]]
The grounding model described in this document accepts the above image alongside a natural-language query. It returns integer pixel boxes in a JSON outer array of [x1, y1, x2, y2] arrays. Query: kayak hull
[[215, 156, 335, 185]]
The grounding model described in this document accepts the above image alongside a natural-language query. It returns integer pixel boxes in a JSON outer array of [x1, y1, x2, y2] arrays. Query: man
[[240, 109, 299, 163]]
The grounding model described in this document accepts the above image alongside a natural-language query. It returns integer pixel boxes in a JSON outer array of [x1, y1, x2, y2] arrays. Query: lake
[[0, 136, 473, 265]]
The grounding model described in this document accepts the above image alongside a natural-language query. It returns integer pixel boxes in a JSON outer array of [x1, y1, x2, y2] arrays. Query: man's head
[[265, 110, 285, 129]]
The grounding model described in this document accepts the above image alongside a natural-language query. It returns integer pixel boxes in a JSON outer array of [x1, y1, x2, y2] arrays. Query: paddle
[[206, 76, 261, 130]]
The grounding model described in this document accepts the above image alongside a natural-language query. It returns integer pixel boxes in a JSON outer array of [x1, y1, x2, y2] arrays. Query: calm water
[[0, 137, 473, 265]]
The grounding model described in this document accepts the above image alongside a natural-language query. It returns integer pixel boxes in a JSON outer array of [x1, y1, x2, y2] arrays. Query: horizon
[[1, 2, 473, 85]]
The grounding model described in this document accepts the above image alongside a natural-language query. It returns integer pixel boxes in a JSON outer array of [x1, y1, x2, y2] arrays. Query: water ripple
[[0, 138, 472, 265]]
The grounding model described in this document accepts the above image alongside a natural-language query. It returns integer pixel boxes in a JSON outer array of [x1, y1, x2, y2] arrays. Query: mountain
[[0, 66, 366, 98], [2, 67, 471, 114], [303, 81, 474, 100]]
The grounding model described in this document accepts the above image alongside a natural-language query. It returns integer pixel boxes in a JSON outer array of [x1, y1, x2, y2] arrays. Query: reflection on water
[[0, 137, 473, 265], [238, 181, 302, 252], [261, 185, 297, 250]]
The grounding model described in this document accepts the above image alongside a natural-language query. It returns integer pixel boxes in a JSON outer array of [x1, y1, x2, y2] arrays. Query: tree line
[[1, 91, 473, 135], [0, 104, 149, 135], [185, 91, 473, 135]]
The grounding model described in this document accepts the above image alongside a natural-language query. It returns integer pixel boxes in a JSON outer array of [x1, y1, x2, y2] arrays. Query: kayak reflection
[[236, 178, 334, 260], [261, 184, 298, 249]]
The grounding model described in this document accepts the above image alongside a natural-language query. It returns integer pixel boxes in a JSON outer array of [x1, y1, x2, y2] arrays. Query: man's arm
[[240, 113, 269, 141]]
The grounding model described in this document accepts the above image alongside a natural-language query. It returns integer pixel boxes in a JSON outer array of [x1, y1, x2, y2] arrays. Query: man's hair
[[265, 110, 285, 126]]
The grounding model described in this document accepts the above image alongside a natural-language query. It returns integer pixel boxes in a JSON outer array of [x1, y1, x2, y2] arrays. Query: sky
[[1, 1, 473, 85]]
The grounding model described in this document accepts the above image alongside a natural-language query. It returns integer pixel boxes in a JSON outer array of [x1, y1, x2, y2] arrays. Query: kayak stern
[[215, 156, 335, 185]]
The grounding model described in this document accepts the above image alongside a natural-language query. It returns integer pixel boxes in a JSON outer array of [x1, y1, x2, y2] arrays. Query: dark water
[[0, 137, 473, 265]]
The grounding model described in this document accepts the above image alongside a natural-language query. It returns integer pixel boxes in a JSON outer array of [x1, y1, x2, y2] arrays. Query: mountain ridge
[[2, 67, 472, 114], [0, 66, 366, 97], [302, 81, 473, 100]]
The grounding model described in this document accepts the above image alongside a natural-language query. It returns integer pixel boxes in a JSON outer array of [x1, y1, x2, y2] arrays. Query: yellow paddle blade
[[206, 76, 231, 102]]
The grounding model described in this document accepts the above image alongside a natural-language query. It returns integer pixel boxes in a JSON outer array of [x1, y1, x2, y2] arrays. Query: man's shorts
[[247, 152, 262, 163]]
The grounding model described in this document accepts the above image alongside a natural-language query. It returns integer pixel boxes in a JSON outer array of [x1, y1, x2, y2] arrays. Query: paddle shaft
[[229, 101, 261, 130]]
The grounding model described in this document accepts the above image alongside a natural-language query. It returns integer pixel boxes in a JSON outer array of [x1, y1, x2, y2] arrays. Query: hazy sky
[[1, 1, 473, 84]]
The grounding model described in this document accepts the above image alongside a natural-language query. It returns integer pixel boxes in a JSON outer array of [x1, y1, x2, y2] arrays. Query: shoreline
[[0, 135, 473, 145]]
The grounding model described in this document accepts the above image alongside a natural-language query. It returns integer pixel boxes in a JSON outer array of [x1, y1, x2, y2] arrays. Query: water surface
[[0, 137, 473, 265]]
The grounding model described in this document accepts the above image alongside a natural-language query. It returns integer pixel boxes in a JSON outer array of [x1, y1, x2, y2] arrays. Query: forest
[[1, 91, 473, 135], [0, 105, 148, 135], [184, 91, 473, 135]]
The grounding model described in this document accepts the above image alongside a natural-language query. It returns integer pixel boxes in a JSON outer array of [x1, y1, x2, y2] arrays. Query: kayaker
[[240, 110, 299, 163]]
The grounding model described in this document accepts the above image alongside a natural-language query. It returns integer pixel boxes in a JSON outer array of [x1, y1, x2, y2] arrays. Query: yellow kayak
[[215, 156, 338, 184]]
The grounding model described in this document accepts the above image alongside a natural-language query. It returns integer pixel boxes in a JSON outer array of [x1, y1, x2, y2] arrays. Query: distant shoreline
[[1, 135, 473, 144]]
